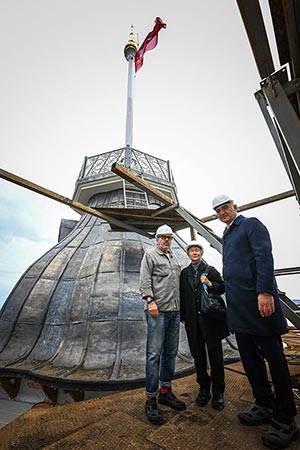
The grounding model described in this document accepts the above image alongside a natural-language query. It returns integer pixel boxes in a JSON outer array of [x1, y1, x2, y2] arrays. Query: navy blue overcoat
[[222, 215, 287, 336]]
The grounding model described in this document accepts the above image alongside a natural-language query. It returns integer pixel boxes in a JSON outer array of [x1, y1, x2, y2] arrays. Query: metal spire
[[123, 25, 138, 168]]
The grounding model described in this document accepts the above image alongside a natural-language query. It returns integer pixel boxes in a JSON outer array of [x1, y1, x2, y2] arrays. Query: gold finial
[[124, 24, 138, 60]]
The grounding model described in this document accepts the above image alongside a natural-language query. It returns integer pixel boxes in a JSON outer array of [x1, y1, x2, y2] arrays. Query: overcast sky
[[0, 0, 299, 307]]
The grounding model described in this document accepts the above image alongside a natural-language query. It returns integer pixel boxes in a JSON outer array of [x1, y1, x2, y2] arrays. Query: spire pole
[[123, 25, 138, 168]]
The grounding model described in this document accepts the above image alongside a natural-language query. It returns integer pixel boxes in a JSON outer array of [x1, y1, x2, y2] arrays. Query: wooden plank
[[0, 377, 21, 399], [0, 168, 152, 238], [96, 208, 184, 223], [200, 190, 296, 223], [111, 163, 174, 205], [111, 163, 223, 252], [151, 203, 178, 217]]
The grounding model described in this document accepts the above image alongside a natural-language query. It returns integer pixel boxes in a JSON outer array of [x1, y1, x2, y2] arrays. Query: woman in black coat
[[180, 241, 229, 410]]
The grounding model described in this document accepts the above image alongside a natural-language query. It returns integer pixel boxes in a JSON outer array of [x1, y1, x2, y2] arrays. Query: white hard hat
[[212, 194, 233, 210], [155, 224, 174, 237], [185, 240, 204, 254]]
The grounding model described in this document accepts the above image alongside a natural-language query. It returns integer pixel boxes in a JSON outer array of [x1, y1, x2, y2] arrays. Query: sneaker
[[262, 419, 299, 449], [238, 404, 273, 426], [158, 388, 186, 411], [145, 398, 163, 425], [196, 389, 211, 407]]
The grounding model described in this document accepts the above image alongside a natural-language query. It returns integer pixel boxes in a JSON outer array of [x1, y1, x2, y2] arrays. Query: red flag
[[135, 17, 167, 72]]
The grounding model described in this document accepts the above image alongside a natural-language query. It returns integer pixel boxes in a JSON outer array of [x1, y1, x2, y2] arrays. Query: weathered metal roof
[[0, 213, 194, 392]]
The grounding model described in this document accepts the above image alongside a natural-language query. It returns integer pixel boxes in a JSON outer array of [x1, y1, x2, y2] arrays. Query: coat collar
[[187, 260, 206, 290], [187, 260, 206, 272], [232, 214, 244, 226], [154, 246, 173, 256], [223, 214, 244, 236]]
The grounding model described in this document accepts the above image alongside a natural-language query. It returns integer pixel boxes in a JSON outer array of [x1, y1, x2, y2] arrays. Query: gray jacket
[[139, 247, 181, 311]]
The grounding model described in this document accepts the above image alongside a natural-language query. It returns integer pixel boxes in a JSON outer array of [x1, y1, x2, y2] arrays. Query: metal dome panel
[[0, 212, 193, 392]]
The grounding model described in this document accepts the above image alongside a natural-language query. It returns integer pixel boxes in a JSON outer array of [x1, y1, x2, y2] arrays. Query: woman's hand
[[200, 275, 212, 287]]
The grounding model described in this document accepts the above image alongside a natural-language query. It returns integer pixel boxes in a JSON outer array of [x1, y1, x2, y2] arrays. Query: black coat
[[180, 261, 229, 349]]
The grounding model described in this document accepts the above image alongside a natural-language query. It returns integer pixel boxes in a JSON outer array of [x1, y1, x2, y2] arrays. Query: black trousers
[[235, 332, 297, 424], [192, 326, 225, 394]]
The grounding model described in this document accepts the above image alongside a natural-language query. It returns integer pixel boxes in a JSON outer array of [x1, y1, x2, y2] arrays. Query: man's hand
[[148, 301, 159, 318], [258, 293, 275, 317]]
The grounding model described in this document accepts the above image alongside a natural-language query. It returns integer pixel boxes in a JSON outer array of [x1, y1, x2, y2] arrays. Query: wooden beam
[[111, 163, 222, 252], [0, 377, 21, 399], [200, 190, 296, 223], [111, 163, 174, 205], [190, 226, 197, 240], [42, 385, 58, 404], [0, 168, 152, 238], [96, 208, 183, 222], [151, 203, 178, 217], [66, 390, 84, 402]]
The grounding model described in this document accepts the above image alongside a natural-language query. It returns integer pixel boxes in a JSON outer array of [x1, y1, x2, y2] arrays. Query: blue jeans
[[145, 310, 180, 398]]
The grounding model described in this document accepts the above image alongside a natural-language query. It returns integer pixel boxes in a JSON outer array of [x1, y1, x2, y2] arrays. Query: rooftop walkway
[[0, 359, 299, 450]]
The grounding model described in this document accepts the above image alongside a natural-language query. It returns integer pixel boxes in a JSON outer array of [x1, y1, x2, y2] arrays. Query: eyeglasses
[[158, 235, 173, 240]]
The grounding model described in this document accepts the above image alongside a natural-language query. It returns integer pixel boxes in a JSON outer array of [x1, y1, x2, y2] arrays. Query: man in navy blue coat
[[212, 195, 298, 449]]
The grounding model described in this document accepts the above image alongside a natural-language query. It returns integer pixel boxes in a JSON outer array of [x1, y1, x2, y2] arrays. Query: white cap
[[185, 240, 204, 253], [212, 194, 233, 210], [155, 224, 174, 237]]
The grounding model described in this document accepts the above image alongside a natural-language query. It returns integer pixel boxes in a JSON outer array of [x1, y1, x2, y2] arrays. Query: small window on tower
[[125, 190, 147, 208]]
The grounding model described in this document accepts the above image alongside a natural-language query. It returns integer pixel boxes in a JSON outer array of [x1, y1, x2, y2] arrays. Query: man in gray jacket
[[140, 224, 186, 425]]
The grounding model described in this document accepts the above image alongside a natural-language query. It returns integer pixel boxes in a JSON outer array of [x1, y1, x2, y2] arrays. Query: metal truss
[[256, 68, 300, 203], [237, 0, 300, 206]]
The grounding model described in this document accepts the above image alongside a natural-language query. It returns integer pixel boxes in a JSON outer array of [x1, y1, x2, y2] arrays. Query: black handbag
[[200, 289, 226, 319], [200, 265, 226, 319]]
